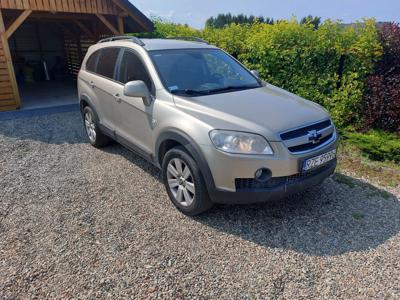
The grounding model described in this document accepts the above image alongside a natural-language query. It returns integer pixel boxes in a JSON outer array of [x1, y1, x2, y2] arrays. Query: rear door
[[112, 48, 155, 157], [90, 47, 121, 133]]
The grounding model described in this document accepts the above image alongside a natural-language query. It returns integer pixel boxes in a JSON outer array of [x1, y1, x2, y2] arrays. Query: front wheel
[[162, 146, 213, 216]]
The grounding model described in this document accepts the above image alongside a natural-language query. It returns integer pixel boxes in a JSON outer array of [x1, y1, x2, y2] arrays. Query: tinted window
[[118, 50, 153, 91], [86, 50, 100, 73], [96, 48, 120, 79]]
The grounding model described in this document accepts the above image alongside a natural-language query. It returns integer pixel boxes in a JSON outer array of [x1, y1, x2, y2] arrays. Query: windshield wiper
[[170, 84, 260, 96], [170, 89, 209, 96], [205, 84, 260, 94]]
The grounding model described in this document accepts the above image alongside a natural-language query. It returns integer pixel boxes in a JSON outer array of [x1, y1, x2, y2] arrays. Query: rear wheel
[[82, 106, 110, 148], [162, 146, 213, 216]]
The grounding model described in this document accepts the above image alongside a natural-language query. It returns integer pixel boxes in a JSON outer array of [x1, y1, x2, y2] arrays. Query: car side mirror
[[251, 70, 261, 79], [123, 80, 152, 106]]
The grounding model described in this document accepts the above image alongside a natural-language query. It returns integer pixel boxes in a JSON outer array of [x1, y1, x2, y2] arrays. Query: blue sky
[[132, 0, 400, 28]]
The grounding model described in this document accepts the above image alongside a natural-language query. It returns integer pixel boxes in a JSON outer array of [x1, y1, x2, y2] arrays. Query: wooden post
[[5, 10, 32, 39], [0, 9, 22, 109], [113, 0, 150, 31], [118, 15, 124, 35]]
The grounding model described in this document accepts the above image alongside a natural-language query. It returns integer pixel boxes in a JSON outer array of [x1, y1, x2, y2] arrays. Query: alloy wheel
[[167, 158, 196, 206], [84, 111, 96, 143]]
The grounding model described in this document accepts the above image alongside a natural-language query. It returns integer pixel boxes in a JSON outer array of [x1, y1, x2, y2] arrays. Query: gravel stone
[[0, 111, 399, 299]]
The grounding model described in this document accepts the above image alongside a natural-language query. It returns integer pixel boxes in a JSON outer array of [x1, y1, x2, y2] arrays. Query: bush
[[363, 23, 400, 132], [239, 19, 382, 128], [147, 19, 383, 129], [343, 130, 400, 163], [152, 20, 200, 38]]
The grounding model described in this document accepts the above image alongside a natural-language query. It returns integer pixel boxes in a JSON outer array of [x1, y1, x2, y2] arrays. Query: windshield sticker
[[169, 85, 179, 91]]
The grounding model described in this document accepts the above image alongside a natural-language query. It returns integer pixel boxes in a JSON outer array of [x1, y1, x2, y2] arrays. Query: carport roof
[[119, 0, 154, 32]]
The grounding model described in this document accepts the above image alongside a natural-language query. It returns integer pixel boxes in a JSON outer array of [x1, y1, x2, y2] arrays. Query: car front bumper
[[200, 138, 338, 192], [208, 158, 336, 204]]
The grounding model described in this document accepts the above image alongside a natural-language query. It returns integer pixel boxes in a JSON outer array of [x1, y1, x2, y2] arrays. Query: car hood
[[172, 84, 331, 141]]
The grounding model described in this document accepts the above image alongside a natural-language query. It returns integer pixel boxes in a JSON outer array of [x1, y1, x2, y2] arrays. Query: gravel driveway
[[1, 111, 399, 299]]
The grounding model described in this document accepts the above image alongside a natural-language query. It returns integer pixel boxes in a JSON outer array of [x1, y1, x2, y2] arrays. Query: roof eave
[[117, 0, 154, 32]]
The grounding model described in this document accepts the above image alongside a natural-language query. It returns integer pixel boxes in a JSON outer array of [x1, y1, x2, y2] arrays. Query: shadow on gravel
[[102, 143, 162, 179], [194, 175, 399, 256]]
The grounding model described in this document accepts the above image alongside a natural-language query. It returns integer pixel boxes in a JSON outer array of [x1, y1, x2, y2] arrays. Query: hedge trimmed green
[[343, 130, 400, 163], [150, 19, 382, 129]]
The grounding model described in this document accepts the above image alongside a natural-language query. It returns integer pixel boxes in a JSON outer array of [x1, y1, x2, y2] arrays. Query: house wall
[[0, 37, 18, 110], [0, 9, 20, 111]]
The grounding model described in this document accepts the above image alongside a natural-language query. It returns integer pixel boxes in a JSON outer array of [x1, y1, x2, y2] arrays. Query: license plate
[[302, 149, 336, 171]]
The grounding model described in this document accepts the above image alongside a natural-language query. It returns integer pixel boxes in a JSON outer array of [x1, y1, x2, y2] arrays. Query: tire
[[82, 106, 110, 148], [162, 146, 214, 216]]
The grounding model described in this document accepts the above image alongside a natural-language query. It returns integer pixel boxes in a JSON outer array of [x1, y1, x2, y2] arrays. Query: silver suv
[[78, 36, 338, 215]]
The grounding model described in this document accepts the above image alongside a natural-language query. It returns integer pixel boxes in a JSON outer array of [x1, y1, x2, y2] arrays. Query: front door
[[113, 49, 155, 157]]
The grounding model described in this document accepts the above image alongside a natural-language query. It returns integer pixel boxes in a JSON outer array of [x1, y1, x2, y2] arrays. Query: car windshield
[[149, 48, 262, 96]]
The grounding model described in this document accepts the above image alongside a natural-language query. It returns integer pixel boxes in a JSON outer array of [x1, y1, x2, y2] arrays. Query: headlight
[[209, 130, 273, 155]]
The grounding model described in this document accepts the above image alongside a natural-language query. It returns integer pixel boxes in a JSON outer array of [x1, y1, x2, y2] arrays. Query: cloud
[[146, 9, 175, 20]]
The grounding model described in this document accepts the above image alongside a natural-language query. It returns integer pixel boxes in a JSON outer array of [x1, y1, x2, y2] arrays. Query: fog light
[[255, 168, 272, 182]]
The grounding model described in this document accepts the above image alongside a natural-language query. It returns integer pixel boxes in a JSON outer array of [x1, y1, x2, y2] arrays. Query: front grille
[[280, 119, 335, 153], [288, 133, 334, 152], [281, 120, 331, 140], [235, 160, 335, 191]]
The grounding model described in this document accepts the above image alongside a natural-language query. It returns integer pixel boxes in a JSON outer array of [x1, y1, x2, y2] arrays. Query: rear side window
[[96, 48, 120, 79], [86, 50, 100, 73], [118, 50, 153, 92]]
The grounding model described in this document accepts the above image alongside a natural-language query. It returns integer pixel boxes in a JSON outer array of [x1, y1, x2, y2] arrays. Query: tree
[[300, 15, 321, 29], [205, 13, 274, 28]]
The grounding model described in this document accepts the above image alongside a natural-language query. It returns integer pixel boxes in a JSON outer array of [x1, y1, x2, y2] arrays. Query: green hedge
[[149, 19, 382, 129], [343, 130, 400, 163]]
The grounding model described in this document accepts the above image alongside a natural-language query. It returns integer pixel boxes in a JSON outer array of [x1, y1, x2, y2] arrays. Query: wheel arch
[[80, 94, 94, 112], [156, 129, 216, 192], [80, 94, 101, 120]]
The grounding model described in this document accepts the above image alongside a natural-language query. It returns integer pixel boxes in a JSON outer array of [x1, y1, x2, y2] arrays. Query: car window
[[96, 48, 120, 79], [86, 50, 100, 73], [150, 49, 260, 96], [203, 53, 242, 81], [118, 50, 153, 92]]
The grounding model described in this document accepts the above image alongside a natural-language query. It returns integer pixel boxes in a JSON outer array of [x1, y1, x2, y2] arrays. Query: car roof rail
[[166, 36, 209, 44], [97, 36, 145, 46]]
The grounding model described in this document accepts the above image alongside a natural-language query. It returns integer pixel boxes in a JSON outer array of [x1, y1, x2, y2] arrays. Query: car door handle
[[114, 94, 122, 103]]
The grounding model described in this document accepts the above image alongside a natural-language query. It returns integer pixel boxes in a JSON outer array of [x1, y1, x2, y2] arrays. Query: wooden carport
[[0, 0, 153, 111]]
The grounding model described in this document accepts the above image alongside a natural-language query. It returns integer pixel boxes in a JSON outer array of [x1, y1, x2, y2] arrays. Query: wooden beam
[[3, 10, 98, 21], [112, 0, 149, 31], [29, 12, 94, 20], [96, 13, 119, 35], [0, 9, 21, 109], [73, 19, 95, 39], [118, 15, 124, 34], [0, 104, 18, 112], [5, 9, 32, 39]]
